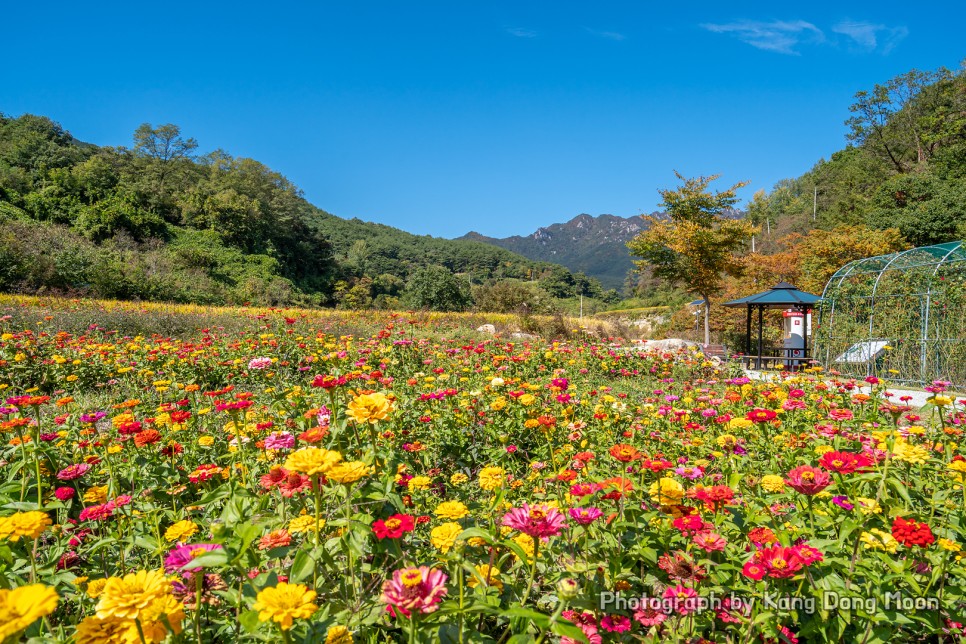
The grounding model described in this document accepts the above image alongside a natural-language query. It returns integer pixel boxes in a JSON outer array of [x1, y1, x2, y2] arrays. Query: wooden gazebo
[[723, 282, 822, 370]]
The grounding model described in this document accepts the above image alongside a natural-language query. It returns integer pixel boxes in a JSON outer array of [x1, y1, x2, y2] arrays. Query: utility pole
[[751, 236, 756, 253], [579, 294, 583, 320], [813, 186, 817, 222]]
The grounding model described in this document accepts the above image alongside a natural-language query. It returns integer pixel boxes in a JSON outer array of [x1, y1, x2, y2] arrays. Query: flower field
[[0, 298, 965, 643]]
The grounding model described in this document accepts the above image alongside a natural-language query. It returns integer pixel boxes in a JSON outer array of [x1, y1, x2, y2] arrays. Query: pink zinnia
[[248, 357, 272, 370], [568, 507, 603, 526], [263, 431, 295, 450], [79, 503, 114, 521], [502, 503, 568, 539], [164, 543, 223, 575], [634, 605, 667, 627], [570, 483, 601, 497], [57, 463, 91, 481], [54, 486, 76, 501], [662, 585, 699, 615], [600, 614, 632, 633], [828, 408, 854, 421], [693, 531, 728, 552], [380, 566, 448, 616], [785, 465, 832, 495]]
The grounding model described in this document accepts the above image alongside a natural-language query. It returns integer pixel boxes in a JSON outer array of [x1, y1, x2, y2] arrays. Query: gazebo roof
[[722, 282, 821, 308]]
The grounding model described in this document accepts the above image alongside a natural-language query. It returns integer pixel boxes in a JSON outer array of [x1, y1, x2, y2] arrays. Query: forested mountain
[[654, 61, 966, 345], [746, 63, 966, 250], [0, 115, 607, 309], [459, 213, 647, 290]]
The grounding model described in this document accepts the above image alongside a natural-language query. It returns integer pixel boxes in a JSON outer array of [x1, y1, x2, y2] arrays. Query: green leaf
[[184, 551, 229, 570], [239, 609, 262, 633], [288, 549, 315, 583]]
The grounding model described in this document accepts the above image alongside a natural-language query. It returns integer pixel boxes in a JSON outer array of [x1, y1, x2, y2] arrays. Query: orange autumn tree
[[627, 173, 758, 344]]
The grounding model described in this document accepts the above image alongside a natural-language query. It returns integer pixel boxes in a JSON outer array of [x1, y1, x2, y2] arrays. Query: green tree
[[627, 173, 757, 344], [402, 265, 472, 311]]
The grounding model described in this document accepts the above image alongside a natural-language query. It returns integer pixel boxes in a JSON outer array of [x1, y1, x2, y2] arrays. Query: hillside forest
[[0, 121, 617, 313], [1, 61, 964, 337]]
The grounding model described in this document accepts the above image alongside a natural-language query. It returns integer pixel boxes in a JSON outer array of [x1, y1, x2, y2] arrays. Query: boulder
[[476, 324, 497, 334], [644, 338, 700, 352]]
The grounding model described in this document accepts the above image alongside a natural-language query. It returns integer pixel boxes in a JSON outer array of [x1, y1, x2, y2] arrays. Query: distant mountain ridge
[[458, 213, 655, 290]]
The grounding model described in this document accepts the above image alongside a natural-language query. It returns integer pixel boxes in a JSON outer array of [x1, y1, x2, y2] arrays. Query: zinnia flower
[[326, 461, 371, 484], [346, 392, 393, 424], [0, 584, 59, 641], [253, 582, 318, 630], [892, 516, 935, 548], [285, 447, 343, 476], [57, 463, 91, 480], [372, 514, 416, 539], [785, 465, 831, 495], [164, 544, 223, 574], [164, 520, 198, 543], [649, 477, 685, 505], [434, 501, 470, 520], [430, 522, 464, 553], [502, 503, 568, 539], [0, 511, 52, 541], [263, 432, 295, 451], [568, 507, 603, 525], [380, 566, 448, 616], [95, 569, 175, 621], [325, 625, 354, 644], [477, 466, 505, 490], [818, 451, 872, 474], [755, 546, 804, 579]]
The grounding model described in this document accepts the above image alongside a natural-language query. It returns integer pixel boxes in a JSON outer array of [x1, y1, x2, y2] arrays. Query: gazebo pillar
[[756, 305, 764, 369], [745, 304, 752, 357]]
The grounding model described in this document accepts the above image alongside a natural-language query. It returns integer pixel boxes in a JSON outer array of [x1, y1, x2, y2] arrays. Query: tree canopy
[[627, 173, 757, 343]]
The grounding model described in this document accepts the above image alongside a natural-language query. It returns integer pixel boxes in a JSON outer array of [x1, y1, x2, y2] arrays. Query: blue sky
[[4, 2, 964, 238]]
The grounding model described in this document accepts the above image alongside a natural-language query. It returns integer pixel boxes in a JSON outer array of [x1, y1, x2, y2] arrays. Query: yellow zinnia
[[0, 511, 52, 541], [326, 461, 370, 484], [253, 582, 318, 631], [478, 466, 505, 491], [649, 477, 684, 505], [0, 584, 59, 641], [164, 520, 198, 542], [346, 392, 393, 424], [285, 447, 343, 476], [760, 475, 786, 493], [289, 515, 321, 534], [430, 522, 464, 553], [95, 569, 172, 622], [326, 625, 354, 644], [435, 500, 470, 520], [467, 564, 503, 590]]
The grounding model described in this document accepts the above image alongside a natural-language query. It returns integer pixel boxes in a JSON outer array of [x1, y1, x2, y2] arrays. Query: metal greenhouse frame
[[816, 241, 966, 388]]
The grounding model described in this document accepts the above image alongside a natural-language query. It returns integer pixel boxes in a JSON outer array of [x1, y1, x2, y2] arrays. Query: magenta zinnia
[[502, 503, 568, 538], [380, 566, 448, 616]]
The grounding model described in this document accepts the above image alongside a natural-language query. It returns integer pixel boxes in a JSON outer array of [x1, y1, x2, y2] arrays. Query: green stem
[[518, 537, 540, 607]]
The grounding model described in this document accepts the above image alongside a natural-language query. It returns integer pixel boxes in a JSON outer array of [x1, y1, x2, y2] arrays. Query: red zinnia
[[891, 517, 935, 548], [694, 485, 734, 512], [373, 514, 416, 539], [819, 451, 872, 474], [746, 408, 777, 423], [755, 546, 804, 579]]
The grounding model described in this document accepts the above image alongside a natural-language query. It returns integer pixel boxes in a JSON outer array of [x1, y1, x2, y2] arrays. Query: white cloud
[[832, 20, 908, 53], [505, 26, 537, 38], [586, 28, 626, 41], [701, 19, 824, 55]]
